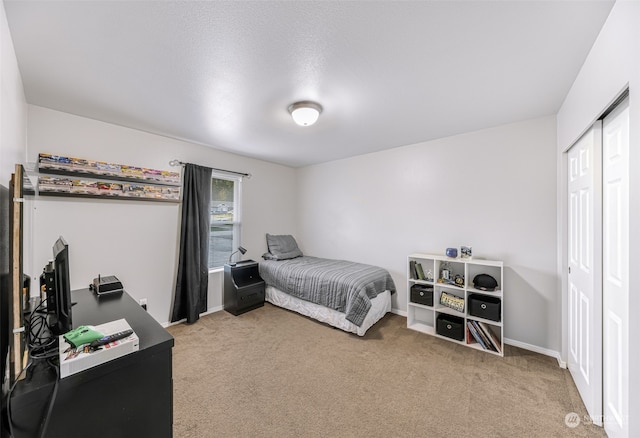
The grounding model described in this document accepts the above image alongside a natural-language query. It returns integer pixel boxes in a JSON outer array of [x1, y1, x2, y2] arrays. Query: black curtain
[[171, 163, 212, 323]]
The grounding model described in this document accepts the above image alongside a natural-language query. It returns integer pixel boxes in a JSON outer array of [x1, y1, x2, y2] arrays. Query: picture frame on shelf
[[461, 246, 472, 259]]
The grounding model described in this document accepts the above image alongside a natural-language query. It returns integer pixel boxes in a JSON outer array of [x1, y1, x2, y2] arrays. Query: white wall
[[26, 106, 297, 325], [556, 1, 640, 435], [0, 2, 27, 181], [0, 0, 27, 383], [297, 116, 558, 352]]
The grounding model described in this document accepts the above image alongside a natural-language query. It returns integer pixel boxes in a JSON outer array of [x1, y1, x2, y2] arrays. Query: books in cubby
[[409, 260, 427, 280], [466, 320, 502, 353]]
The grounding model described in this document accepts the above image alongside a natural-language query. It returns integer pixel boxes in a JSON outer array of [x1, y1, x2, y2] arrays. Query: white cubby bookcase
[[407, 253, 504, 356]]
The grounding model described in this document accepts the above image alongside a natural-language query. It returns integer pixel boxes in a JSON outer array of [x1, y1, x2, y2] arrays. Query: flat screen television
[[50, 236, 73, 335]]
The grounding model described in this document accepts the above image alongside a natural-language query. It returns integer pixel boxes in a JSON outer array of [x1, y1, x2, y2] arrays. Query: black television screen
[[51, 236, 72, 335]]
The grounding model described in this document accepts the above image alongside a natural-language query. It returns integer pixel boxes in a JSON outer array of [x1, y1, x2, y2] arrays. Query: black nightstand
[[223, 260, 265, 315]]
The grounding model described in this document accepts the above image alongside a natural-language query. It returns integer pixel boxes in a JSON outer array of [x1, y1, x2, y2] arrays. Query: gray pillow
[[264, 234, 303, 260]]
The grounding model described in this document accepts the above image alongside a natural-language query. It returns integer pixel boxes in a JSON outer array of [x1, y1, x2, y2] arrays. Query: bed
[[258, 234, 396, 336]]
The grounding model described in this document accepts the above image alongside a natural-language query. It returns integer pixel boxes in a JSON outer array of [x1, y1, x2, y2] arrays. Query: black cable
[[6, 358, 60, 438], [25, 297, 57, 360], [6, 297, 60, 437], [38, 359, 59, 438], [6, 361, 32, 438]]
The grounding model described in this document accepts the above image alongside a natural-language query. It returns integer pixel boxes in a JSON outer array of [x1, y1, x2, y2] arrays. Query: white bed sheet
[[265, 286, 392, 336]]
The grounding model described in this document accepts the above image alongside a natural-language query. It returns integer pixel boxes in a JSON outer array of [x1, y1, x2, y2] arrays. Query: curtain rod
[[169, 160, 251, 178]]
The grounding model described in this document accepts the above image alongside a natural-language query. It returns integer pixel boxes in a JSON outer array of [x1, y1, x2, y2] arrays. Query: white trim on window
[[209, 172, 243, 269]]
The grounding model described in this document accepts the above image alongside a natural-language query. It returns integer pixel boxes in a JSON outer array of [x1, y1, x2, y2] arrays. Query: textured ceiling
[[4, 1, 614, 167]]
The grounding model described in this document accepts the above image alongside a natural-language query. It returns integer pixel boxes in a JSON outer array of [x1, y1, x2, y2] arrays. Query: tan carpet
[[167, 303, 606, 438]]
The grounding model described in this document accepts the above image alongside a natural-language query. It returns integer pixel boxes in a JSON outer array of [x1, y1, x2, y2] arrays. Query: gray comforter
[[259, 256, 396, 327]]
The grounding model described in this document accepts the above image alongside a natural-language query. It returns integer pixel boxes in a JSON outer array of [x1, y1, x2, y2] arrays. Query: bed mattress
[[265, 285, 392, 336], [259, 256, 396, 327]]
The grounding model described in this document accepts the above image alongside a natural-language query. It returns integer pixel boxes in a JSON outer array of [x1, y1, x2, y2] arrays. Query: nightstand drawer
[[238, 286, 264, 308]]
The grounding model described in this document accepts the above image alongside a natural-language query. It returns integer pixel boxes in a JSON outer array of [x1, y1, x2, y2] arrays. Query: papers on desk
[[58, 318, 139, 378]]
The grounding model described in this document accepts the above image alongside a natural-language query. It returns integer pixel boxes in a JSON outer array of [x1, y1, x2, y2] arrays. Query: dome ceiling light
[[288, 101, 322, 126]]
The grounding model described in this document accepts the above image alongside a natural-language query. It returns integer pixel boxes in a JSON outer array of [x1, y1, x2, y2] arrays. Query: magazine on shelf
[[477, 321, 502, 353], [467, 321, 489, 350], [38, 152, 181, 185]]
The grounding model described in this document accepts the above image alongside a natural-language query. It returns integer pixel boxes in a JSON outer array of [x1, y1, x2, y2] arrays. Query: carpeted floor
[[167, 303, 606, 437]]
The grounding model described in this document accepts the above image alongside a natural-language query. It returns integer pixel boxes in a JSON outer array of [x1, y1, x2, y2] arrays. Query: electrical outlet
[[139, 298, 148, 311]]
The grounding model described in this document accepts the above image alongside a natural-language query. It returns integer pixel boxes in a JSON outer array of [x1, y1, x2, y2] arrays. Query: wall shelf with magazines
[[36, 153, 181, 203], [407, 253, 504, 357]]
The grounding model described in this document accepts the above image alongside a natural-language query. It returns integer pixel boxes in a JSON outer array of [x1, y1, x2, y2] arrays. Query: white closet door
[[567, 123, 603, 426], [602, 97, 629, 438]]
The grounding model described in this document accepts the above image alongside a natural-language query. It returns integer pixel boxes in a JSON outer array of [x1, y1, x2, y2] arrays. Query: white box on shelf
[[58, 318, 139, 378]]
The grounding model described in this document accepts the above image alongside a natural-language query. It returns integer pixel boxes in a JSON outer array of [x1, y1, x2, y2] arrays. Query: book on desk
[[58, 318, 139, 378]]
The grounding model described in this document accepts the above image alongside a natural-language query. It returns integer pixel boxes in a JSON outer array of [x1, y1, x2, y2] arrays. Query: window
[[209, 173, 242, 269]]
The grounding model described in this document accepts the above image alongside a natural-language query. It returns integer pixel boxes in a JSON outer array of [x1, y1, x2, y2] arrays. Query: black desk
[[3, 289, 174, 438]]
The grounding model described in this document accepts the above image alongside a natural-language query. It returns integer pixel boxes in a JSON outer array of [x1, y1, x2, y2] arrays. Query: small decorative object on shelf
[[440, 291, 464, 312], [440, 261, 451, 281], [425, 269, 434, 282], [445, 247, 458, 258], [473, 274, 498, 291], [461, 246, 472, 259], [407, 253, 504, 356]]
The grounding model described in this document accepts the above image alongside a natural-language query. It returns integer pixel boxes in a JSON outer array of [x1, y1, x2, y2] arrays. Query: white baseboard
[[504, 337, 566, 368], [204, 305, 224, 316], [393, 310, 566, 368], [161, 305, 224, 328]]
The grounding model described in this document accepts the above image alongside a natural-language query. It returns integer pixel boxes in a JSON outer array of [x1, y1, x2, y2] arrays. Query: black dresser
[[3, 289, 173, 438], [223, 260, 265, 315]]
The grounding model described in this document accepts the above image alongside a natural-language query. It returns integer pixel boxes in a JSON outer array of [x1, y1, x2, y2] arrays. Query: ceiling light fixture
[[288, 101, 322, 126]]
